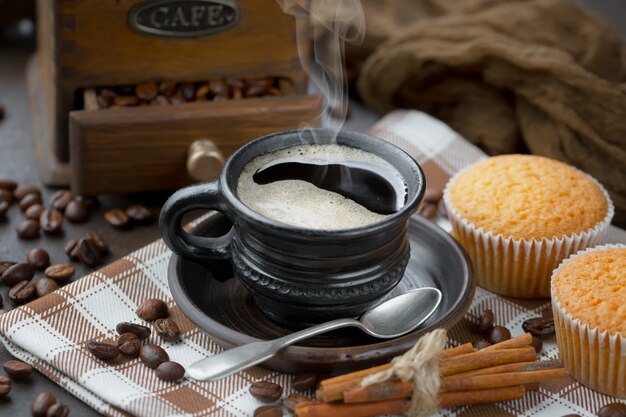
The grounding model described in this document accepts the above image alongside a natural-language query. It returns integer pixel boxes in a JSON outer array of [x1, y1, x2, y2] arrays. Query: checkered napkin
[[1, 110, 625, 417]]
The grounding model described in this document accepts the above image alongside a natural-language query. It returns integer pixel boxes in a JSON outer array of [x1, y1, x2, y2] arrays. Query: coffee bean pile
[[417, 189, 444, 221], [471, 308, 550, 354], [0, 182, 99, 239], [96, 77, 287, 109], [86, 298, 184, 382], [0, 245, 80, 306], [104, 204, 154, 230], [0, 356, 72, 416], [248, 372, 319, 417]]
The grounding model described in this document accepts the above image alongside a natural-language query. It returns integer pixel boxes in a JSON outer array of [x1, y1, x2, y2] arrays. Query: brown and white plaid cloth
[[1, 110, 625, 417]]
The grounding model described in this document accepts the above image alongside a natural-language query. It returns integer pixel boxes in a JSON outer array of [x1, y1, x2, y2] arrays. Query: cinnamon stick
[[482, 333, 532, 351], [343, 380, 412, 403], [294, 399, 407, 417], [438, 342, 475, 358], [454, 359, 563, 378], [439, 368, 567, 392], [317, 343, 475, 402], [440, 346, 536, 376], [438, 385, 526, 408]]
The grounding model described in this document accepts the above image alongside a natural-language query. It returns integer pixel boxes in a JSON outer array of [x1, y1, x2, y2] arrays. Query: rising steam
[[276, 0, 365, 140]]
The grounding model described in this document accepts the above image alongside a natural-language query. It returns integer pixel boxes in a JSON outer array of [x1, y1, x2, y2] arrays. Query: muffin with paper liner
[[551, 244, 626, 398], [443, 154, 613, 298]]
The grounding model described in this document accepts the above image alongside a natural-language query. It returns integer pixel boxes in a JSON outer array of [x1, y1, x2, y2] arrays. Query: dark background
[[0, 1, 624, 416]]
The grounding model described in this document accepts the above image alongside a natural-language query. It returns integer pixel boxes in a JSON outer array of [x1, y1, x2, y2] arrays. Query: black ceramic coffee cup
[[160, 129, 425, 326]]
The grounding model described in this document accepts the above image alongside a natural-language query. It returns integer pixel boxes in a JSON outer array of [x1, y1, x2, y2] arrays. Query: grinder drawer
[[69, 92, 322, 195]]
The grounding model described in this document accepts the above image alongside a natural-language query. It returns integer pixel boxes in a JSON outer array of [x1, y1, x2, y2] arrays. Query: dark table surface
[[1, 2, 624, 415]]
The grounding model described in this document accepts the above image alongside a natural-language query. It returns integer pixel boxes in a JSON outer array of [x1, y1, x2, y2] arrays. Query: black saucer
[[168, 213, 474, 373]]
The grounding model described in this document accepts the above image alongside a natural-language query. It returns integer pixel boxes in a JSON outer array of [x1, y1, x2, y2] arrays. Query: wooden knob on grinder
[[187, 139, 225, 181]]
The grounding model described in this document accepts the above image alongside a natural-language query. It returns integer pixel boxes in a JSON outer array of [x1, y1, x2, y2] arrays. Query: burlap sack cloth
[[343, 0, 626, 226]]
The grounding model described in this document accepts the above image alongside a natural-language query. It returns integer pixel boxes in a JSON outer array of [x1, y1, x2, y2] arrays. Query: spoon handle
[[186, 318, 361, 381]]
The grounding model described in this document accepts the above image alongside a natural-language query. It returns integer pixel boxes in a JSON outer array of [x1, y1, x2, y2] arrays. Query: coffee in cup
[[236, 144, 408, 230]]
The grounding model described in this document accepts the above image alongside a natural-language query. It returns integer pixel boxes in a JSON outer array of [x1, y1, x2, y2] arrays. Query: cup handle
[[160, 180, 233, 261]]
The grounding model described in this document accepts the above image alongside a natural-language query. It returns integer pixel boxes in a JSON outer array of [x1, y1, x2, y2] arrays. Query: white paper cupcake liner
[[551, 243, 626, 398], [443, 165, 614, 298]]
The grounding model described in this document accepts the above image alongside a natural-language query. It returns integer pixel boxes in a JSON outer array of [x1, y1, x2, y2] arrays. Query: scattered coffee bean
[[87, 340, 119, 360], [292, 373, 317, 392], [531, 336, 543, 354], [250, 381, 283, 403], [0, 261, 16, 275], [45, 264, 75, 283], [0, 179, 17, 191], [254, 405, 283, 417], [85, 232, 109, 255], [137, 298, 168, 321], [35, 278, 60, 298], [3, 359, 33, 380], [75, 195, 100, 210], [0, 189, 13, 204], [0, 293, 2, 308], [117, 332, 142, 357], [126, 204, 153, 225], [154, 318, 180, 342], [0, 201, 9, 219], [136, 81, 158, 101], [598, 403, 626, 417], [78, 238, 102, 268], [27, 248, 51, 270], [1, 262, 35, 286], [522, 317, 555, 339], [478, 309, 495, 335], [116, 322, 151, 339], [32, 391, 57, 417], [561, 414, 582, 417], [25, 204, 45, 220], [46, 403, 70, 417], [472, 340, 492, 350], [16, 219, 40, 239], [14, 185, 41, 200], [0, 375, 10, 397], [40, 208, 64, 234], [283, 393, 312, 412], [64, 239, 80, 260], [487, 326, 511, 344], [156, 361, 185, 381], [65, 200, 89, 223], [140, 344, 169, 368], [20, 193, 43, 212], [104, 208, 130, 229], [49, 190, 73, 211], [9, 280, 36, 304]]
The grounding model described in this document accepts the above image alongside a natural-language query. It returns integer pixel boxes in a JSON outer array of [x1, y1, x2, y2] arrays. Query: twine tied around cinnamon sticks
[[360, 329, 446, 417]]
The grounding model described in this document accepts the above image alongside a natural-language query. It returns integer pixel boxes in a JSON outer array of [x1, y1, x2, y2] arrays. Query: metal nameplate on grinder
[[129, 0, 241, 38]]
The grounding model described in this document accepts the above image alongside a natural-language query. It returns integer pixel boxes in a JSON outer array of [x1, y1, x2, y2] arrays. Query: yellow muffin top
[[553, 248, 626, 336], [448, 155, 608, 240]]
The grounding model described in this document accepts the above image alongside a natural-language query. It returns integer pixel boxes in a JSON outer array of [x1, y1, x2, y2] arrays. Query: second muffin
[[443, 154, 613, 298]]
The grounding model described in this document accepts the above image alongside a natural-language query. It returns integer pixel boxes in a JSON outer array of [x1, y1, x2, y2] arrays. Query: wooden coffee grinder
[[28, 0, 321, 195]]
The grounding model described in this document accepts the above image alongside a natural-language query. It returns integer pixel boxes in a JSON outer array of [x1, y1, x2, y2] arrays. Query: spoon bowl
[[360, 288, 442, 338], [187, 287, 442, 381]]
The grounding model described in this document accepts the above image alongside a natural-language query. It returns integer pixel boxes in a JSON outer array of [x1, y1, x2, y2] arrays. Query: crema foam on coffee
[[237, 144, 406, 230]]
